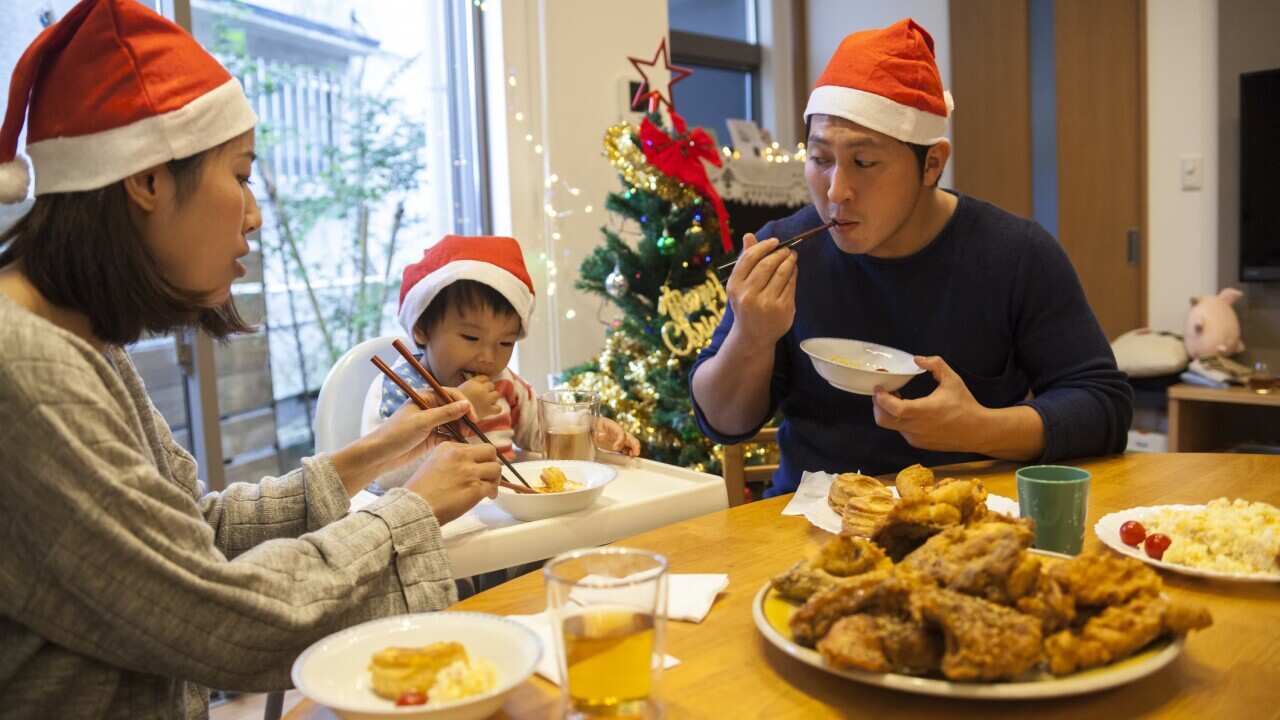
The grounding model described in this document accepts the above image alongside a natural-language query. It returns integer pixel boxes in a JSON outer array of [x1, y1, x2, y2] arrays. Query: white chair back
[[313, 335, 407, 453]]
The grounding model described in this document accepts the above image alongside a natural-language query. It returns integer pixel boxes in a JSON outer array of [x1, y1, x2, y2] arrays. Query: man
[[690, 19, 1132, 497]]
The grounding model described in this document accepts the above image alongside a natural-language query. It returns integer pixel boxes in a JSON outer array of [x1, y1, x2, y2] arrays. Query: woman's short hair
[[0, 148, 252, 345]]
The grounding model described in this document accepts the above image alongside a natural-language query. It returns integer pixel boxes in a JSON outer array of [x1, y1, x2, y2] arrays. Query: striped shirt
[[378, 355, 542, 461]]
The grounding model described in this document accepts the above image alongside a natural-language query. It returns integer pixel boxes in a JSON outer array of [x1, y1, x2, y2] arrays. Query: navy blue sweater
[[690, 194, 1133, 497]]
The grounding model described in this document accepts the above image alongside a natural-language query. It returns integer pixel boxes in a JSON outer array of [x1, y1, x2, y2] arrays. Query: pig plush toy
[[1184, 288, 1245, 359]]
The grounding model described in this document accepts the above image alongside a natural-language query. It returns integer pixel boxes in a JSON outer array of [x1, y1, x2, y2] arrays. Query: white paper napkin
[[569, 573, 728, 623], [782, 470, 1020, 534], [506, 611, 680, 686]]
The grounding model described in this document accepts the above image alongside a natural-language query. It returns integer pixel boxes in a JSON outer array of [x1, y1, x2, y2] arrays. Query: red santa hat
[[398, 235, 536, 340], [0, 0, 257, 204], [804, 18, 954, 145]]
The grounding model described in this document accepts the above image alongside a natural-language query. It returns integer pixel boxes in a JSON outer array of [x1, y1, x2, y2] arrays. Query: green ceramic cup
[[1016, 465, 1091, 555]]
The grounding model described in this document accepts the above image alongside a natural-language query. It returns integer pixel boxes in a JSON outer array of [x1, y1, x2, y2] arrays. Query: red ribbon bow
[[638, 110, 732, 253]]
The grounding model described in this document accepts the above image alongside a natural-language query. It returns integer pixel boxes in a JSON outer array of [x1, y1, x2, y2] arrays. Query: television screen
[[1241, 68, 1280, 281]]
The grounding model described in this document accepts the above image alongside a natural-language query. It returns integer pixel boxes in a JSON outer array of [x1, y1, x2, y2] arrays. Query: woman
[[0, 1, 499, 716]]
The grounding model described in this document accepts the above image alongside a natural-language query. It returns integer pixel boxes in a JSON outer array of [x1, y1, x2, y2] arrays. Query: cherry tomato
[[396, 691, 428, 707], [1144, 533, 1172, 560], [1119, 520, 1147, 546]]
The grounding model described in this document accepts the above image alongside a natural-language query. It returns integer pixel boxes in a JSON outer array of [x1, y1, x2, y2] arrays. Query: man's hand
[[459, 375, 502, 418], [725, 233, 797, 350], [871, 356, 988, 453]]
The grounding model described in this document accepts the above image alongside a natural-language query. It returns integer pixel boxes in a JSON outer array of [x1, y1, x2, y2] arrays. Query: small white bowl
[[291, 612, 541, 720], [493, 460, 617, 521], [800, 337, 926, 395]]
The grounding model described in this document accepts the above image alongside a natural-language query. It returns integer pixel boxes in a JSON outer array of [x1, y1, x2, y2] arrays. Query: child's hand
[[459, 375, 501, 418], [594, 417, 642, 457]]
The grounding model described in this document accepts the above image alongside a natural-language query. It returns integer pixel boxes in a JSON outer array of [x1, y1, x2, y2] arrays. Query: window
[[668, 0, 761, 148], [190, 0, 488, 462], [0, 0, 487, 484]]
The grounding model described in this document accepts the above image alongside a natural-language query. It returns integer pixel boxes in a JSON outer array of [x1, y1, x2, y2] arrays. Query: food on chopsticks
[[368, 642, 497, 706], [536, 466, 584, 494], [779, 519, 1212, 682], [1135, 498, 1280, 575]]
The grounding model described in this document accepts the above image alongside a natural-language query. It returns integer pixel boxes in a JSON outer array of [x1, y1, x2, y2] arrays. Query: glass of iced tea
[[545, 547, 668, 719], [539, 389, 599, 461]]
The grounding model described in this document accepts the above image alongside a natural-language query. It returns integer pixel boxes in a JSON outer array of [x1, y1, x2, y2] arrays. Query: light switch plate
[[1180, 155, 1203, 191]]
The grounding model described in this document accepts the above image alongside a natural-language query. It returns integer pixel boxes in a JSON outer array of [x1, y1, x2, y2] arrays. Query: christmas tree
[[565, 108, 730, 472]]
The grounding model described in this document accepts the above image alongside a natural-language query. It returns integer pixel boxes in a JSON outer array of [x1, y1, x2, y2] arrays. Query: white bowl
[[493, 460, 617, 521], [291, 612, 541, 720], [800, 337, 926, 395]]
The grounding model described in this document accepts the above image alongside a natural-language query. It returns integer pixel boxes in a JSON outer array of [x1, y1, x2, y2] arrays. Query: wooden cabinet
[[1166, 384, 1280, 452]]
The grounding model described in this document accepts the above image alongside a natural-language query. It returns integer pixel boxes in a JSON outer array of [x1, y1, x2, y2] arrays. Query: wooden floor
[[210, 690, 304, 720]]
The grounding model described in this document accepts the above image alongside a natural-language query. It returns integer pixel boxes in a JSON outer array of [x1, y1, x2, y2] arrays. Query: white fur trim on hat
[[804, 85, 954, 145], [398, 259, 536, 340], [25, 78, 257, 196], [0, 154, 30, 204]]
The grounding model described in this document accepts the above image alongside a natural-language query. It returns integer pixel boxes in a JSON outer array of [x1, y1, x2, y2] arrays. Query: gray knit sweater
[[0, 295, 457, 719]]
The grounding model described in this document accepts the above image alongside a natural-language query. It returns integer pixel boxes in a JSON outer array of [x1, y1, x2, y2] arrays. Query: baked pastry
[[368, 642, 468, 701]]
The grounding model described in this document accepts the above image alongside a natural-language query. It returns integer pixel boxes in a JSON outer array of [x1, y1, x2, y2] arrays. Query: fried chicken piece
[[817, 535, 893, 577], [770, 560, 889, 603], [772, 535, 894, 601], [1015, 571, 1077, 634], [911, 586, 1044, 681], [1043, 594, 1212, 675], [818, 613, 942, 675], [898, 521, 1038, 604], [895, 464, 936, 501], [1049, 550, 1162, 607], [790, 575, 915, 647], [871, 478, 992, 561]]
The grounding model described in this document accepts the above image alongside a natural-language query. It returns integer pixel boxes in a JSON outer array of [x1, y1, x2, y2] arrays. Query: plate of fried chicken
[[758, 466, 1214, 699]]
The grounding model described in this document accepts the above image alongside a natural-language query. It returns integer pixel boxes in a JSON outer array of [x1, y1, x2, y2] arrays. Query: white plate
[[751, 578, 1183, 700], [1095, 505, 1280, 583], [492, 460, 617, 521], [291, 612, 541, 720]]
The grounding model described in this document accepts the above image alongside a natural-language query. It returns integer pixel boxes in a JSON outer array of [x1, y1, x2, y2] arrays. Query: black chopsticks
[[371, 353, 534, 493], [716, 220, 836, 273]]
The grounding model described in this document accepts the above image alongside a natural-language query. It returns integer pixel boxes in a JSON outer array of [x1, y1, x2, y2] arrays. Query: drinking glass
[[545, 548, 668, 719]]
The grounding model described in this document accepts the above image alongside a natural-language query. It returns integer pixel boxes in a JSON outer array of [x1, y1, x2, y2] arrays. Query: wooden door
[[950, 0, 1033, 219], [1056, 0, 1146, 340]]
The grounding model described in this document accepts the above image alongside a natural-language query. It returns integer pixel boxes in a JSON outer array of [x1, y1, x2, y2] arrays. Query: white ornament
[[605, 265, 630, 299]]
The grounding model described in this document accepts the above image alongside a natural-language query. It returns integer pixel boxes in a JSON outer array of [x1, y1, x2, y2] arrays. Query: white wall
[[804, 0, 954, 188], [486, 0, 668, 392], [1145, 0, 1219, 333]]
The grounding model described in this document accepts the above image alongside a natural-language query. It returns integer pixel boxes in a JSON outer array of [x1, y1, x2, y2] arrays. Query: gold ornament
[[656, 270, 728, 357], [604, 123, 700, 207]]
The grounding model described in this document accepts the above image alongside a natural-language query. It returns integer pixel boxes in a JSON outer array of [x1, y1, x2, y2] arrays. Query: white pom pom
[[0, 156, 32, 204]]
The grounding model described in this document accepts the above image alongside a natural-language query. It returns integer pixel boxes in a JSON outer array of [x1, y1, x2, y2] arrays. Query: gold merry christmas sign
[[657, 271, 728, 357]]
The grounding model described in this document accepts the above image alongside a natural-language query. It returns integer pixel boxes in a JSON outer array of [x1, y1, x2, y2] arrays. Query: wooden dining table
[[287, 452, 1280, 719]]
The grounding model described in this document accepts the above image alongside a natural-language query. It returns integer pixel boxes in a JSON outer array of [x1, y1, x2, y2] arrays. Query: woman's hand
[[404, 442, 501, 524], [330, 391, 476, 496], [594, 417, 642, 457]]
